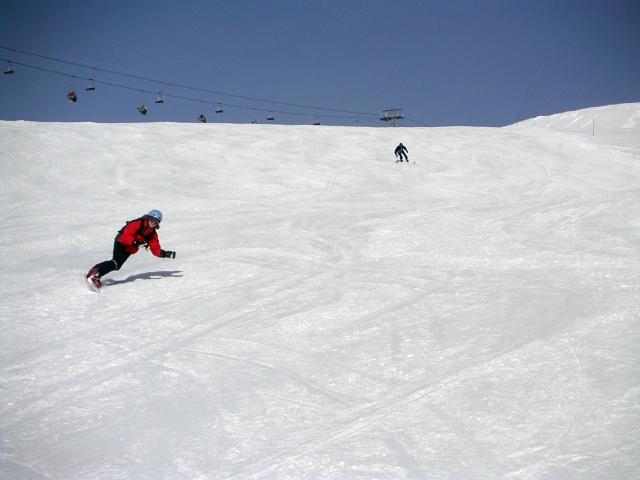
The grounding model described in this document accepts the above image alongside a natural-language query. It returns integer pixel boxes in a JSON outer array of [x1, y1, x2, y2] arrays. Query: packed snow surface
[[1, 103, 639, 479]]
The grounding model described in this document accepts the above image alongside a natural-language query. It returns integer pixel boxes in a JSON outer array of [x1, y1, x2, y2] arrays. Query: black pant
[[93, 241, 131, 277], [396, 151, 408, 161]]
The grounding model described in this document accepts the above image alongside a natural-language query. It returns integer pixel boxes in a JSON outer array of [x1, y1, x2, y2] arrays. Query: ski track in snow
[[1, 105, 640, 479]]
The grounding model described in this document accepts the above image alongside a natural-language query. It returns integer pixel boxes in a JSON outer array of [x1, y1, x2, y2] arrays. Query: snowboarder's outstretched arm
[[146, 235, 176, 258], [147, 234, 163, 257]]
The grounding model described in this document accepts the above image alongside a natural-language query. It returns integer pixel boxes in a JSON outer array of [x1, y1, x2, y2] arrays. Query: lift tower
[[380, 108, 404, 127]]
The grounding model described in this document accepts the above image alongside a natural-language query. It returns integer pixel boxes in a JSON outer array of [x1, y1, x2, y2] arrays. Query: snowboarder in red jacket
[[86, 210, 175, 289]]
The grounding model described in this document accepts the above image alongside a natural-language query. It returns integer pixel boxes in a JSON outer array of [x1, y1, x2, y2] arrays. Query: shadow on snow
[[102, 270, 183, 286]]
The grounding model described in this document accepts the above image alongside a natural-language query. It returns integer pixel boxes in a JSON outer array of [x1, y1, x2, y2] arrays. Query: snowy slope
[[1, 104, 640, 480], [519, 102, 640, 151], [520, 103, 640, 131]]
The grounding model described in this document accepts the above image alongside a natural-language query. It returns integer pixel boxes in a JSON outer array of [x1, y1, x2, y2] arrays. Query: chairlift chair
[[266, 111, 275, 121], [198, 114, 207, 123], [215, 102, 224, 114], [67, 90, 78, 103], [155, 92, 165, 104], [137, 105, 148, 115], [4, 62, 15, 75], [85, 78, 96, 91]]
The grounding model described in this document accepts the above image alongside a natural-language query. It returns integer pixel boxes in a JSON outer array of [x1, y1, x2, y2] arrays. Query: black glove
[[161, 250, 176, 259]]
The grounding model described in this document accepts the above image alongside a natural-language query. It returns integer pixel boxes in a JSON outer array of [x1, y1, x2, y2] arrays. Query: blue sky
[[1, 0, 638, 126]]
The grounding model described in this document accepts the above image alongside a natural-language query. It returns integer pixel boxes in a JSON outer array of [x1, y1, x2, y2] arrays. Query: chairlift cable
[[0, 57, 380, 121], [404, 117, 433, 127], [0, 45, 379, 117]]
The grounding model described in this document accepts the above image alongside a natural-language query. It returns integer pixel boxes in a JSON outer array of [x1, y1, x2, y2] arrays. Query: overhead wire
[[2, 45, 434, 125], [0, 45, 382, 119], [0, 57, 383, 121], [404, 117, 433, 127]]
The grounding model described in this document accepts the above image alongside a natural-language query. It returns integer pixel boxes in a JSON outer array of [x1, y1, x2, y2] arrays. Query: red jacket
[[116, 216, 162, 257]]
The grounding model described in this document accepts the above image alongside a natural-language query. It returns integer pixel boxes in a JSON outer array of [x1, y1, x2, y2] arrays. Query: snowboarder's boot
[[86, 266, 102, 290], [88, 275, 102, 290], [86, 266, 99, 278]]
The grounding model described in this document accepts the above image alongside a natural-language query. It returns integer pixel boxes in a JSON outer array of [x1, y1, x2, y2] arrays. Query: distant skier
[[394, 143, 408, 162], [85, 210, 176, 290]]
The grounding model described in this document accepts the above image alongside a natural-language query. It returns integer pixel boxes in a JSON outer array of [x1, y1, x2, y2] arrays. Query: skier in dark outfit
[[86, 210, 176, 289], [394, 143, 408, 162]]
